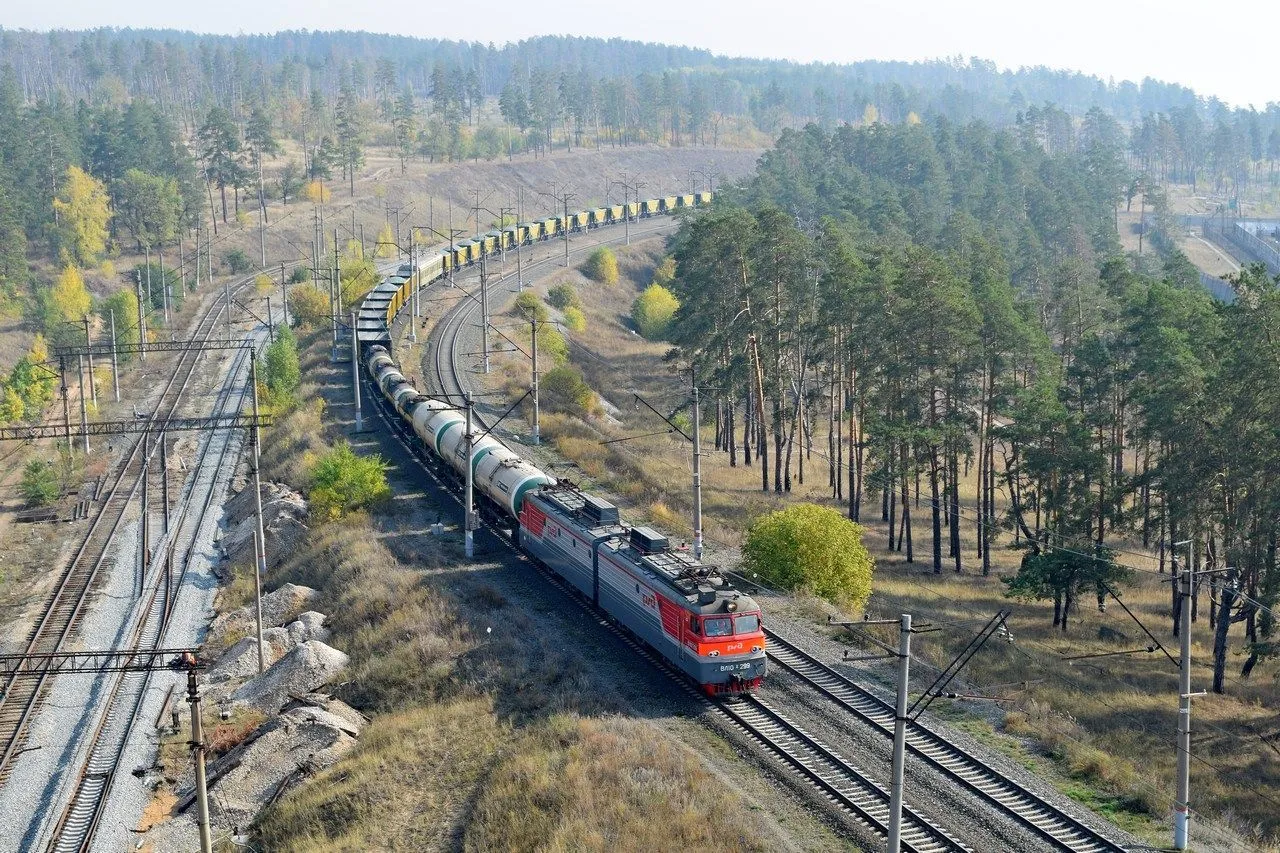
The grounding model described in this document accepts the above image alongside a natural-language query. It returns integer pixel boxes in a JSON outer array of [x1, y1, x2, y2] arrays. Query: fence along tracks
[[0, 276, 252, 791], [763, 630, 1128, 853]]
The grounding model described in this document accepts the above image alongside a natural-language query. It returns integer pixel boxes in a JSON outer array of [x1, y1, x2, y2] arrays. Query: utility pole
[[144, 245, 152, 328], [193, 225, 200, 292], [517, 188, 524, 289], [60, 358, 71, 453], [77, 355, 89, 453], [464, 392, 475, 559], [259, 195, 266, 268], [108, 308, 120, 402], [480, 252, 490, 373], [1174, 540, 1194, 850], [409, 229, 418, 345], [887, 613, 912, 853], [136, 271, 147, 362], [161, 432, 170, 534], [249, 360, 267, 675], [160, 246, 170, 326], [140, 431, 150, 595], [563, 192, 573, 267], [186, 662, 214, 853], [280, 262, 288, 327], [331, 228, 341, 361], [531, 320, 540, 445], [224, 277, 232, 344], [691, 367, 703, 560], [82, 315, 97, 408], [351, 311, 363, 432]]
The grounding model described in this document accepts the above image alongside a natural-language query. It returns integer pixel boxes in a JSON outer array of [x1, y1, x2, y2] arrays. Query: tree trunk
[[930, 449, 942, 573], [1212, 568, 1237, 694], [901, 442, 913, 562], [950, 445, 962, 573]]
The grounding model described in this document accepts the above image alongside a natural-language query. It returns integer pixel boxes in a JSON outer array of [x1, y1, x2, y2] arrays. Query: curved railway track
[[352, 220, 966, 851], [42, 337, 258, 853], [763, 631, 1127, 852]]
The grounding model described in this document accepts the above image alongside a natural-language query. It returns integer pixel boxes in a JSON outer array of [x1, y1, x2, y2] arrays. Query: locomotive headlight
[[752, 645, 761, 653], [708, 650, 719, 657]]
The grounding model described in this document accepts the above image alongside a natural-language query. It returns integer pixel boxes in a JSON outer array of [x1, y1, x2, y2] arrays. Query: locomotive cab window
[[703, 616, 732, 637], [689, 615, 700, 635], [734, 613, 761, 634]]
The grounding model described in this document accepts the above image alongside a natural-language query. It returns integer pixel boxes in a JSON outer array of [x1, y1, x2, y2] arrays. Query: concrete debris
[[157, 697, 364, 850], [220, 481, 309, 570], [208, 613, 329, 684], [208, 582, 319, 646], [230, 640, 350, 714], [285, 611, 330, 645]]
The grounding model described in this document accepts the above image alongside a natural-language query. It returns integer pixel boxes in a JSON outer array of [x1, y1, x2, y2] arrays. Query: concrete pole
[[224, 277, 232, 344], [692, 368, 703, 560], [1174, 547, 1193, 850], [464, 392, 475, 559], [887, 613, 912, 853], [351, 311, 363, 432], [250, 360, 267, 674], [179, 235, 186, 294], [76, 354, 89, 453], [141, 431, 150, 589], [331, 228, 341, 361], [144, 245, 152, 325], [83, 315, 97, 408], [563, 195, 570, 267], [108, 309, 120, 402], [480, 253, 490, 374], [160, 246, 170, 326], [409, 230, 418, 345], [266, 296, 274, 339], [280, 262, 288, 327], [193, 225, 200, 291], [136, 272, 147, 362], [517, 189, 524, 289], [186, 665, 214, 853], [531, 320, 540, 445], [161, 432, 170, 534], [60, 358, 71, 453]]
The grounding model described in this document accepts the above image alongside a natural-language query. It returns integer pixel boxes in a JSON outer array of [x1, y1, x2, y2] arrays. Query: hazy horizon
[[3, 0, 1278, 110]]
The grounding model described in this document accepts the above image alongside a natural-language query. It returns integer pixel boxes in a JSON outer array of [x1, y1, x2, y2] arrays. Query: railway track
[[42, 336, 258, 853], [0, 272, 259, 791], [763, 630, 1128, 853], [349, 220, 962, 851]]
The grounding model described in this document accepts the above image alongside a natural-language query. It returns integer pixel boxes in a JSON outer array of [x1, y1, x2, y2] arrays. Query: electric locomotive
[[363, 339, 767, 695]]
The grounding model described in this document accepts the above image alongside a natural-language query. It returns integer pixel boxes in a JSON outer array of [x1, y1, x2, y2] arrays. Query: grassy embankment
[[476, 237, 1280, 851], [213, 326, 790, 852]]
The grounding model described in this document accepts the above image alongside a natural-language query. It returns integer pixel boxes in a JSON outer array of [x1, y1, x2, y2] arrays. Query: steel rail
[[764, 630, 1128, 853]]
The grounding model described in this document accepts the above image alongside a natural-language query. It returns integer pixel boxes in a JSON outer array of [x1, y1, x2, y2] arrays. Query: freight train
[[359, 191, 766, 695]]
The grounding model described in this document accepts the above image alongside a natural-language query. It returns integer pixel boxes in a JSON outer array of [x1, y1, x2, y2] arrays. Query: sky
[[4, 0, 1278, 109]]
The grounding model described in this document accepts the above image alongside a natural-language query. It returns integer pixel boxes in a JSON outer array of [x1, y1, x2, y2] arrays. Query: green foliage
[[289, 285, 330, 330], [52, 166, 111, 266], [309, 442, 391, 521], [1003, 547, 1132, 632], [20, 459, 59, 506], [113, 169, 180, 250], [223, 249, 252, 275], [652, 256, 676, 287], [512, 291, 549, 323], [289, 265, 311, 284], [541, 366, 598, 418], [546, 282, 581, 311], [631, 283, 679, 339], [561, 306, 586, 333], [98, 290, 140, 361], [742, 504, 874, 609], [582, 247, 619, 285], [531, 323, 569, 366], [261, 326, 301, 407], [339, 251, 379, 310]]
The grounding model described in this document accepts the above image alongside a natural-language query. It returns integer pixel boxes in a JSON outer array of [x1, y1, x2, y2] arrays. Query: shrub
[[561, 306, 586, 332], [631, 283, 680, 339], [262, 326, 301, 406], [513, 291, 549, 323], [223, 248, 252, 274], [308, 441, 392, 521], [741, 503, 874, 609], [531, 323, 569, 366], [547, 282, 581, 310], [652, 256, 676, 287], [582, 247, 618, 285], [289, 285, 330, 330], [255, 273, 274, 293], [20, 459, 59, 506], [289, 266, 310, 284], [542, 366, 599, 418]]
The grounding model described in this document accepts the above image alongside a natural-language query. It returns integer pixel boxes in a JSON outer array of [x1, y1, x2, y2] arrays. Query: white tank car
[[392, 383, 420, 412], [478, 453, 555, 516], [422, 408, 465, 455], [376, 365, 404, 395], [410, 397, 450, 444], [438, 422, 504, 478], [368, 350, 394, 374]]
